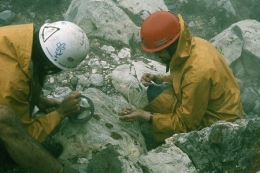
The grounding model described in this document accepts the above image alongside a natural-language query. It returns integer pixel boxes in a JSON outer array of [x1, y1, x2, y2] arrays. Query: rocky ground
[[1, 0, 260, 172], [0, 0, 72, 29]]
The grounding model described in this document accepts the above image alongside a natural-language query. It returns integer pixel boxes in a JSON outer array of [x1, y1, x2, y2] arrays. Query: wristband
[[148, 112, 153, 123]]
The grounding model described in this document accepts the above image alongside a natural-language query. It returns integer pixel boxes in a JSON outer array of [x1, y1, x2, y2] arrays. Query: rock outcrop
[[1, 0, 260, 172]]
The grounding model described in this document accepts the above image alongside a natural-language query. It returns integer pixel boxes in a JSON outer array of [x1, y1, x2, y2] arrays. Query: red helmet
[[140, 11, 180, 52]]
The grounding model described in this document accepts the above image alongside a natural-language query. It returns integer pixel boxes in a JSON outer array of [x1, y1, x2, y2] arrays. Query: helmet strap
[[32, 31, 62, 86], [166, 38, 179, 57], [164, 38, 179, 72], [32, 31, 62, 70]]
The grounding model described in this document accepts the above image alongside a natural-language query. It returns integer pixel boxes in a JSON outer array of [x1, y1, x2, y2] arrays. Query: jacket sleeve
[[146, 68, 212, 142], [0, 77, 62, 143], [160, 74, 173, 83], [2, 84, 61, 143], [24, 111, 61, 143], [1, 87, 61, 143]]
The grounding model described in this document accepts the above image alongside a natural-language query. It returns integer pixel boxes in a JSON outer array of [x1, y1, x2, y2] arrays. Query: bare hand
[[140, 73, 160, 87], [37, 96, 60, 114], [118, 109, 150, 122], [118, 107, 133, 116], [57, 92, 81, 119]]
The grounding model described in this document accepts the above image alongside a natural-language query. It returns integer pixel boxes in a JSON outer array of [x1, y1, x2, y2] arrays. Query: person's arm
[[27, 110, 62, 142], [6, 91, 81, 143], [118, 108, 150, 122], [160, 73, 174, 83], [140, 73, 171, 87], [150, 68, 211, 142], [1, 92, 61, 143], [36, 96, 60, 114], [29, 92, 81, 142]]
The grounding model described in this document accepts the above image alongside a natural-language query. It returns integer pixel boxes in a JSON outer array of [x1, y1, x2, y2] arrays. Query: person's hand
[[118, 109, 150, 122], [118, 107, 133, 116], [37, 96, 60, 114], [140, 73, 161, 87], [57, 92, 82, 119]]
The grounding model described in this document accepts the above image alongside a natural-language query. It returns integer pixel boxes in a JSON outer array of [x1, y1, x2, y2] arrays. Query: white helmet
[[39, 21, 89, 70]]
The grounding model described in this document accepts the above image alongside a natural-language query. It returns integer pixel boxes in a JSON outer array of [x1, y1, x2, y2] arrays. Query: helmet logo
[[41, 26, 60, 42], [67, 57, 74, 62], [55, 42, 66, 59], [142, 38, 150, 48], [155, 38, 167, 47], [79, 30, 86, 47]]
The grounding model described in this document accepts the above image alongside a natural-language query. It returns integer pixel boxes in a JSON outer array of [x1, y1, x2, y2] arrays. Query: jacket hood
[[169, 14, 194, 67], [0, 24, 34, 78]]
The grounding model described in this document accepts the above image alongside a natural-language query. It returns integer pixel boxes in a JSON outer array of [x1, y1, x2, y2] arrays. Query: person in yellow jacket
[[118, 11, 244, 147], [0, 21, 89, 173]]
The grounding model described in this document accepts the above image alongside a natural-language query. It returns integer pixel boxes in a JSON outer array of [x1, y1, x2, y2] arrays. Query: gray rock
[[111, 60, 166, 109], [165, 0, 237, 39], [0, 10, 15, 24], [138, 142, 197, 173], [89, 74, 104, 87], [171, 119, 260, 172], [52, 88, 147, 166], [64, 0, 139, 45], [87, 145, 143, 173], [64, 0, 167, 46], [211, 19, 260, 68]]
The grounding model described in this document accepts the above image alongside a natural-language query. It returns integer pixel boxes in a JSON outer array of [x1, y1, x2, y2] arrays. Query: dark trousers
[[147, 85, 165, 103]]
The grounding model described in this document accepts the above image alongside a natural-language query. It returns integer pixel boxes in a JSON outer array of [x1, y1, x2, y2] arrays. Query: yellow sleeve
[[2, 89, 61, 143], [145, 69, 211, 142], [161, 74, 173, 83], [25, 111, 61, 143]]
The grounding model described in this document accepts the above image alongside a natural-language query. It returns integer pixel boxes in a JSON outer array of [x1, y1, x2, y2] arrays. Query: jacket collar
[[169, 14, 194, 69]]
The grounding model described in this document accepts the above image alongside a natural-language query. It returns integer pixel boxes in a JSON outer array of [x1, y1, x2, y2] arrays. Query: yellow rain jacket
[[144, 15, 244, 142], [0, 24, 61, 143]]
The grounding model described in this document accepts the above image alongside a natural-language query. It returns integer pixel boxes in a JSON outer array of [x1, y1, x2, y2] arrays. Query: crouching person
[[0, 21, 89, 173], [118, 11, 244, 149]]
